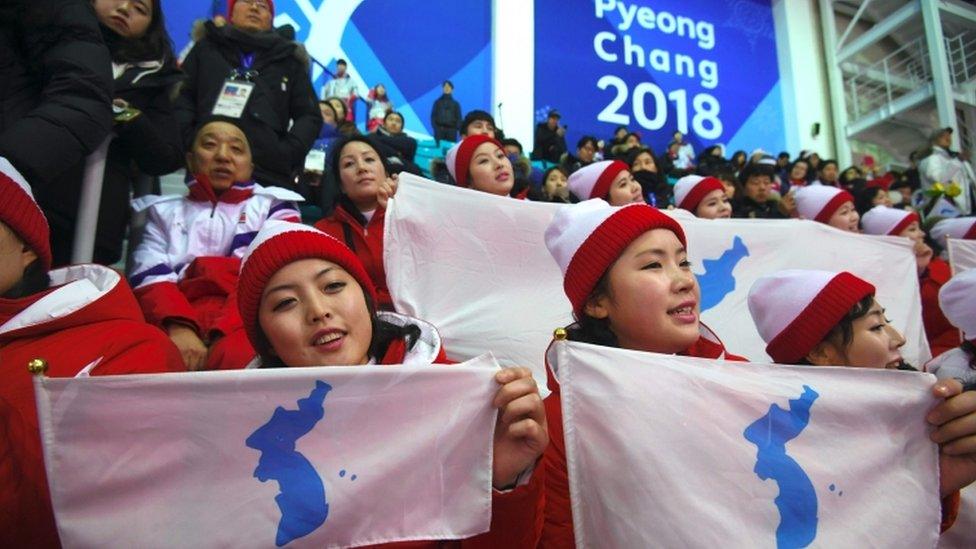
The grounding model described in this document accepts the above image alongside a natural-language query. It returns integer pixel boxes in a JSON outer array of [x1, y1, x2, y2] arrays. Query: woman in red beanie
[[747, 269, 976, 533], [861, 205, 958, 356], [445, 135, 538, 199], [566, 159, 645, 206], [539, 199, 745, 546], [236, 219, 548, 547], [0, 158, 183, 548]]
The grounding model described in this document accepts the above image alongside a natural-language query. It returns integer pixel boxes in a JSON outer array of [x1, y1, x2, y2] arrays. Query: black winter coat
[[430, 94, 461, 132], [175, 22, 321, 188], [531, 123, 566, 163], [93, 60, 184, 264], [0, 0, 113, 194]]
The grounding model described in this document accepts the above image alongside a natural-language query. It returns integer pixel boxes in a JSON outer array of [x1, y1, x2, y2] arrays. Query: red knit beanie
[[229, 0, 275, 18], [237, 220, 376, 354], [445, 134, 505, 188], [796, 185, 855, 223], [545, 200, 686, 315], [0, 157, 51, 271], [674, 175, 726, 212], [748, 269, 876, 364], [567, 160, 629, 200]]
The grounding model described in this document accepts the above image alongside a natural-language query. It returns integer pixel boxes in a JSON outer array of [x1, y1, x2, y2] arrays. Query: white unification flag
[[948, 238, 976, 274], [35, 356, 500, 548], [549, 339, 941, 548], [385, 173, 930, 389]]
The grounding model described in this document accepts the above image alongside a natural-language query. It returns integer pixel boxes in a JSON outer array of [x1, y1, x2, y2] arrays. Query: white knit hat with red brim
[[237, 220, 377, 355], [748, 269, 876, 363], [795, 185, 855, 223], [545, 199, 686, 315], [939, 268, 976, 343], [567, 160, 629, 201], [445, 134, 504, 188], [860, 205, 920, 236], [673, 175, 725, 212], [930, 217, 976, 246], [0, 157, 51, 270]]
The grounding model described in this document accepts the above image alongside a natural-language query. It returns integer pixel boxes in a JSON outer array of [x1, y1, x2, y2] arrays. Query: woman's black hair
[[257, 288, 422, 368], [324, 96, 348, 120], [961, 340, 976, 371], [98, 0, 176, 63], [317, 100, 338, 122], [1, 259, 51, 299], [624, 146, 657, 169], [565, 271, 620, 348], [796, 294, 875, 365], [327, 134, 392, 189], [383, 110, 404, 124], [853, 185, 886, 215], [787, 159, 809, 177], [730, 150, 746, 162]]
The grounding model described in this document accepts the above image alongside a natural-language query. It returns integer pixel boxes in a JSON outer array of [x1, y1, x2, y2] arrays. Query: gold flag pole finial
[[553, 327, 568, 341], [27, 358, 48, 376]]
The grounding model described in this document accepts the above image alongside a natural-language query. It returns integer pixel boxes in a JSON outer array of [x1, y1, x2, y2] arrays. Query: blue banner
[[534, 0, 784, 156]]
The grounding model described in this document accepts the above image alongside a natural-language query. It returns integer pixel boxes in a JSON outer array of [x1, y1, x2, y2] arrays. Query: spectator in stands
[[890, 178, 914, 209], [710, 162, 739, 201], [672, 131, 695, 171], [446, 135, 537, 199], [460, 109, 496, 138], [929, 217, 976, 255], [567, 160, 644, 206], [839, 165, 864, 190], [322, 58, 359, 122], [532, 110, 567, 164], [926, 269, 976, 381], [129, 118, 303, 371], [604, 126, 628, 159], [175, 0, 322, 190], [430, 80, 461, 144], [626, 147, 669, 208], [0, 158, 182, 548], [674, 175, 731, 219], [561, 135, 598, 175], [607, 128, 641, 160], [541, 199, 744, 547], [234, 221, 547, 546], [298, 100, 342, 214], [0, 0, 114, 267], [795, 185, 859, 232], [919, 127, 975, 216], [775, 151, 790, 179], [800, 150, 821, 182], [732, 160, 788, 219], [862, 206, 958, 356], [541, 166, 571, 203], [373, 111, 418, 171], [89, 0, 184, 266], [748, 269, 976, 529], [696, 145, 725, 175], [782, 159, 810, 196], [365, 83, 392, 133], [314, 135, 397, 310], [854, 184, 893, 215], [730, 150, 748, 176], [325, 96, 347, 123], [813, 159, 839, 187], [501, 138, 535, 182]]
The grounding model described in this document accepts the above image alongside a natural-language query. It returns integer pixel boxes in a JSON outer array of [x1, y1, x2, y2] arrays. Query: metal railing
[[843, 36, 930, 120], [945, 30, 976, 85]]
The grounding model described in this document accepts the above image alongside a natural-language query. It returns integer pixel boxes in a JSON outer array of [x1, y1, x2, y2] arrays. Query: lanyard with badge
[[212, 53, 258, 118]]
